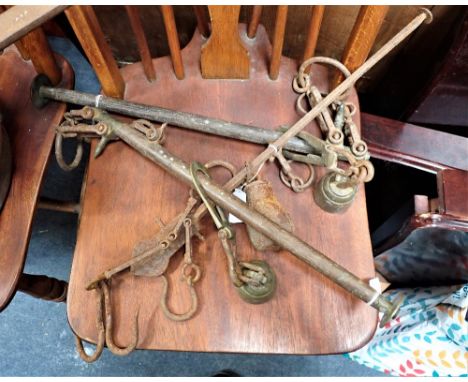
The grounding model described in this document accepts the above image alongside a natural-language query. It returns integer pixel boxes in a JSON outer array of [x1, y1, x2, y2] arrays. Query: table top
[[68, 25, 377, 354]]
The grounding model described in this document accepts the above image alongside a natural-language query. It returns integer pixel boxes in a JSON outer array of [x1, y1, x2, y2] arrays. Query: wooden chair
[[61, 5, 392, 355], [0, 5, 73, 310]]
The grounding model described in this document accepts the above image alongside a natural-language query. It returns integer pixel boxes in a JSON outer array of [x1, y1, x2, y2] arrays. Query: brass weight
[[314, 172, 358, 213]]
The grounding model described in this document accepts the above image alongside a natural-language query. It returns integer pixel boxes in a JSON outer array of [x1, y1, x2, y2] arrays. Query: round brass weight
[[236, 260, 277, 304], [314, 172, 357, 213]]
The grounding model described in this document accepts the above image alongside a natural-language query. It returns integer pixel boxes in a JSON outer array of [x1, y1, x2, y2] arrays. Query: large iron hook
[[101, 280, 139, 356], [74, 286, 105, 363]]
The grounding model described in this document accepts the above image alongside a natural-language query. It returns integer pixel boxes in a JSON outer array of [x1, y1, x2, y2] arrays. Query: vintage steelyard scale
[[29, 9, 432, 362]]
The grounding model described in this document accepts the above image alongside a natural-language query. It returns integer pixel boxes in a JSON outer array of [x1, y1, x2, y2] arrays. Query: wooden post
[[332, 5, 389, 88], [21, 27, 62, 85], [161, 5, 185, 80], [269, 5, 288, 80], [247, 5, 263, 39], [125, 6, 156, 82], [194, 5, 210, 38], [65, 5, 125, 98], [17, 273, 68, 302], [302, 5, 325, 63]]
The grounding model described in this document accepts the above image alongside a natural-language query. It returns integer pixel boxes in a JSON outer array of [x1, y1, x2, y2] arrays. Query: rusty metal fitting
[[236, 260, 277, 304], [314, 172, 358, 213]]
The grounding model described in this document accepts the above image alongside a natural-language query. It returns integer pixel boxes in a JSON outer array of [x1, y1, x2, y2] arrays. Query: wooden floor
[[0, 47, 73, 311], [68, 25, 377, 354]]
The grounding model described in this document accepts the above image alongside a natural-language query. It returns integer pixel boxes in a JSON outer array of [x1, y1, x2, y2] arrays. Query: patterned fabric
[[346, 284, 468, 377]]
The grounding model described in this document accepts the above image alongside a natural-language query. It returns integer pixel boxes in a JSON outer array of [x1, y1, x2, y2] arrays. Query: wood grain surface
[[65, 5, 125, 98], [269, 5, 288, 80], [302, 5, 325, 63], [0, 48, 73, 311], [361, 113, 468, 172], [437, 169, 468, 219], [161, 5, 185, 80], [0, 5, 67, 50], [125, 6, 156, 82], [332, 5, 389, 88], [68, 24, 377, 354], [193, 5, 210, 38], [201, 6, 249, 79], [247, 5, 263, 39], [20, 26, 62, 85]]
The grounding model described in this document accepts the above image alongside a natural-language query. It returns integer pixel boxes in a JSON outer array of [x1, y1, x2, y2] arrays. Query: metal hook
[[54, 132, 84, 171], [101, 281, 139, 356], [160, 217, 200, 322], [190, 161, 233, 237], [74, 286, 105, 363], [160, 274, 199, 321], [276, 150, 315, 192]]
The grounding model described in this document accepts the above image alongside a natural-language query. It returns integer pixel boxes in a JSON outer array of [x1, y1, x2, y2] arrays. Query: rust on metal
[[245, 179, 294, 251]]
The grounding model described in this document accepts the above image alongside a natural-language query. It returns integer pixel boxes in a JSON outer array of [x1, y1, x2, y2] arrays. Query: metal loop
[[54, 133, 84, 171], [279, 159, 315, 193], [292, 72, 311, 93], [296, 56, 352, 100], [160, 275, 198, 321], [354, 160, 375, 183], [295, 92, 309, 116], [182, 263, 201, 284], [131, 119, 165, 142], [204, 159, 236, 178], [190, 161, 231, 233]]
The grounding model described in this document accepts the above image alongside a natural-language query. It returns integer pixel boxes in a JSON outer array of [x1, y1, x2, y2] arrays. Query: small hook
[[160, 274, 199, 321], [190, 161, 233, 237], [74, 286, 105, 363], [55, 133, 84, 171], [101, 281, 139, 356]]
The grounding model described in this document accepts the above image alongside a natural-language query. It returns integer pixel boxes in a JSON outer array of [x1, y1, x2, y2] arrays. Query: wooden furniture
[[0, 5, 67, 51], [64, 5, 390, 354], [361, 114, 468, 286], [0, 46, 73, 311], [406, 8, 468, 127]]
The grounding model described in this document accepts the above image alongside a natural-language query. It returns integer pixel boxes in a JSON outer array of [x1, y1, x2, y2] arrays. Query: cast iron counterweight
[[36, 9, 433, 326]]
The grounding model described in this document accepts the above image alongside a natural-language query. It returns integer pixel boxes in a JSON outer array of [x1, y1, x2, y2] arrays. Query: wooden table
[[68, 25, 377, 354], [0, 47, 73, 311]]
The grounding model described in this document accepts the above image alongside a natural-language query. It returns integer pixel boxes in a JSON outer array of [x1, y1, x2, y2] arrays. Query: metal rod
[[38, 86, 318, 156], [91, 109, 398, 324]]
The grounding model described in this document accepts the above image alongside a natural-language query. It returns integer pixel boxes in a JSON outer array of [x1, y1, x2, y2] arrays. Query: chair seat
[[0, 47, 73, 311], [68, 25, 377, 354]]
